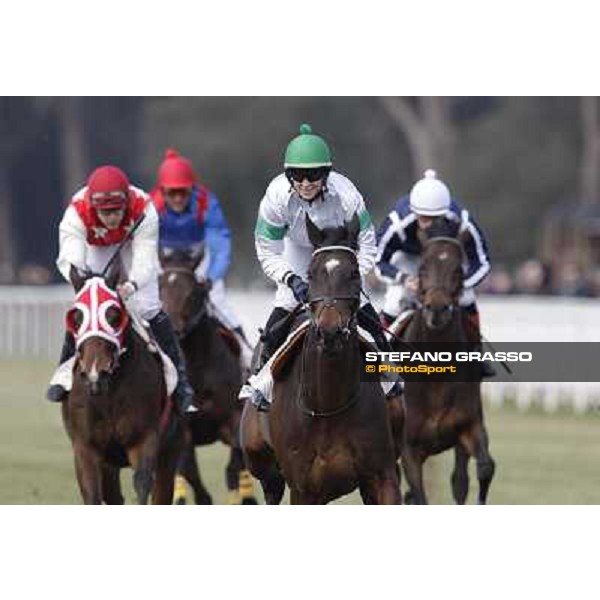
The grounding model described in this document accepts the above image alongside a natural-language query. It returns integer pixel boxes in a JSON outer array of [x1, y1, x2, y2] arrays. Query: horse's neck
[[301, 330, 361, 411], [185, 314, 216, 352]]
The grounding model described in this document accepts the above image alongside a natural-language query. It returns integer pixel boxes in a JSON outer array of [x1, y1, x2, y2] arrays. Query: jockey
[[239, 123, 398, 411], [46, 165, 196, 412], [150, 149, 252, 373], [375, 169, 495, 377]]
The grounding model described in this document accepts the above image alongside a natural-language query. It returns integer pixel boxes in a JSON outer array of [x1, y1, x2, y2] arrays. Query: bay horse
[[240, 215, 401, 504], [159, 249, 257, 505], [395, 220, 495, 504], [62, 268, 184, 504]]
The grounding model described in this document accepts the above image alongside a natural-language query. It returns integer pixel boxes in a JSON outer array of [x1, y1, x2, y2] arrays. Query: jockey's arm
[[374, 213, 405, 285], [459, 210, 491, 289], [56, 205, 88, 283], [355, 206, 378, 277], [128, 202, 160, 290], [254, 189, 294, 284], [204, 193, 232, 283]]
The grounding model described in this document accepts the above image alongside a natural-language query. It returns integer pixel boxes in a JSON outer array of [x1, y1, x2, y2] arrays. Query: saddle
[[270, 320, 377, 382]]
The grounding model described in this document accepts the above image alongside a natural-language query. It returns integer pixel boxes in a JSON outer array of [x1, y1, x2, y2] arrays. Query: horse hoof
[[197, 495, 213, 505], [241, 496, 259, 505], [174, 497, 187, 505]]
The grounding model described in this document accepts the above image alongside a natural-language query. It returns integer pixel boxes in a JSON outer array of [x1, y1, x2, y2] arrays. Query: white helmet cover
[[409, 169, 451, 216]]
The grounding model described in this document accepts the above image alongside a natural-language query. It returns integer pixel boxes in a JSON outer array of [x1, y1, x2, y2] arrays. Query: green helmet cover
[[284, 123, 333, 168]]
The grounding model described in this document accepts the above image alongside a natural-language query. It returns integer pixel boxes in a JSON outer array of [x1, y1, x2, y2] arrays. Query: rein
[[295, 328, 362, 418], [296, 243, 362, 418]]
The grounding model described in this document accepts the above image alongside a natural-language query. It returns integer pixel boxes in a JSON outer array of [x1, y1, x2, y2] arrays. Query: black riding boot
[[358, 303, 392, 353], [46, 331, 76, 402], [357, 303, 402, 397], [463, 304, 496, 379], [149, 311, 195, 413], [256, 307, 293, 372]]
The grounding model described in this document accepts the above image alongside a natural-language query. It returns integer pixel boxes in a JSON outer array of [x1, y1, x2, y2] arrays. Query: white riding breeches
[[207, 279, 241, 330], [382, 253, 476, 318], [85, 245, 162, 320]]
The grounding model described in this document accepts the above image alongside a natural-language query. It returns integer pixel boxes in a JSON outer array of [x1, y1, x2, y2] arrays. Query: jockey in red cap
[[151, 149, 252, 373], [46, 165, 196, 413]]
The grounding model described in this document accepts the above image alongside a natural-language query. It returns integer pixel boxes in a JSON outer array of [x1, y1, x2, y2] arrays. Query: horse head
[[417, 218, 465, 331], [305, 213, 361, 353], [159, 246, 210, 338], [67, 265, 129, 396]]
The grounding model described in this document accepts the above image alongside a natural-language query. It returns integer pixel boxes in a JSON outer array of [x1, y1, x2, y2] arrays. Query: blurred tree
[[579, 96, 600, 205], [378, 97, 457, 176], [0, 98, 55, 282]]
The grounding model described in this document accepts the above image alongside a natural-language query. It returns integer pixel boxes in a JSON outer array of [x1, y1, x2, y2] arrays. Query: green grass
[[1, 359, 599, 504]]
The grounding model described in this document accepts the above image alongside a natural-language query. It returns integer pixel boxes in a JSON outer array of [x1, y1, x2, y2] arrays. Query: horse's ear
[[305, 214, 324, 248], [346, 212, 361, 246], [69, 265, 87, 293], [457, 227, 469, 246]]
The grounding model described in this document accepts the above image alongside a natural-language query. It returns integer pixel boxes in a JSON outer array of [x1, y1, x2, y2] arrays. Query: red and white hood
[[66, 277, 129, 351]]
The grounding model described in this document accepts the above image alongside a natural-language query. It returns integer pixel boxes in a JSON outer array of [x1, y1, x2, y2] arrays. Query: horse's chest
[[285, 435, 358, 493]]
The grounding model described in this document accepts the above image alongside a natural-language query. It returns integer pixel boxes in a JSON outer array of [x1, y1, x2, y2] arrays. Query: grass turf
[[1, 360, 599, 504]]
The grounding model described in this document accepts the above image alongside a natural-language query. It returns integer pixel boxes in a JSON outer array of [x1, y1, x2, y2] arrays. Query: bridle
[[418, 237, 464, 328], [307, 245, 361, 337], [297, 244, 362, 418], [161, 266, 209, 339]]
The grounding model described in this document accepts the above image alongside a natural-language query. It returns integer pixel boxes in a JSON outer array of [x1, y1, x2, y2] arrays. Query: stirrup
[[386, 380, 404, 398], [46, 384, 67, 403]]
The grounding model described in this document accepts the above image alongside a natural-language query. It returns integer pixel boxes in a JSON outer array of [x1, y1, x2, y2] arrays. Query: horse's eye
[[106, 308, 123, 328], [67, 308, 83, 333]]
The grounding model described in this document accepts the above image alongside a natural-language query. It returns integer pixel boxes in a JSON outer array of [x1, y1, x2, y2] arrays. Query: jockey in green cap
[[239, 124, 400, 411]]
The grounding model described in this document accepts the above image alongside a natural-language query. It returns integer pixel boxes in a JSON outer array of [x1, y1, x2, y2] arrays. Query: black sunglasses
[[286, 167, 330, 183]]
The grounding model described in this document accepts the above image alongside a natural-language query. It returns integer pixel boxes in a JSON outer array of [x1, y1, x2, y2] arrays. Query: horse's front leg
[[73, 442, 103, 504], [128, 432, 160, 505], [240, 402, 284, 505], [451, 444, 470, 504], [460, 424, 495, 505], [359, 468, 402, 505], [401, 446, 428, 504], [102, 465, 124, 505]]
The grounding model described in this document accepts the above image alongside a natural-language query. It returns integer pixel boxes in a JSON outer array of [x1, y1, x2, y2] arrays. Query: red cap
[[87, 166, 130, 209], [157, 149, 196, 189]]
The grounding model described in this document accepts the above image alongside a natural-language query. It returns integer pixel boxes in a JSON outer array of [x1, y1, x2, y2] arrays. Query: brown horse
[[62, 269, 183, 504], [159, 249, 257, 505], [241, 215, 400, 504], [395, 223, 495, 504]]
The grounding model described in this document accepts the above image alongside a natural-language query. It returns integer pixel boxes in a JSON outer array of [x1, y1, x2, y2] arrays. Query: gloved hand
[[286, 274, 310, 304], [117, 281, 137, 302]]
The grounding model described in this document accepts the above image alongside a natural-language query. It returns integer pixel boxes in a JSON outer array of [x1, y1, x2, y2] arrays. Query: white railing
[[1, 286, 599, 412]]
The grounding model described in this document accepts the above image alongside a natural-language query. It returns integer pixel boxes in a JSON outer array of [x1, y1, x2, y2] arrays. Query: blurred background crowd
[[3, 97, 600, 297]]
